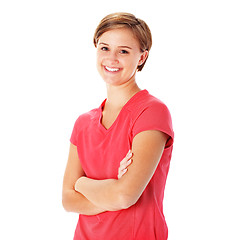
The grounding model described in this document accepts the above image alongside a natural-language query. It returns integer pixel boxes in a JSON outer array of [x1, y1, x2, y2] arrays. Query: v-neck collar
[[98, 89, 148, 133]]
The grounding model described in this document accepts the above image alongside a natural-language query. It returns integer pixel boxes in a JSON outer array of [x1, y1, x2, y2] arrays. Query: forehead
[[98, 28, 140, 48]]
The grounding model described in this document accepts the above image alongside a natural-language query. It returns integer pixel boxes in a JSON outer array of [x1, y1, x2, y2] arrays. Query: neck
[[105, 80, 141, 110]]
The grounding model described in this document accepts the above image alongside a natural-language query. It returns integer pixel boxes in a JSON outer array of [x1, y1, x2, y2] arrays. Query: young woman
[[62, 12, 174, 240]]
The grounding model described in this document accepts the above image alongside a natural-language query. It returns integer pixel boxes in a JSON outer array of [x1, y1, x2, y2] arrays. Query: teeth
[[105, 66, 120, 72]]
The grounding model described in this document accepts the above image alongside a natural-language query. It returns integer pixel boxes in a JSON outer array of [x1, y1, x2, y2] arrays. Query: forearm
[[62, 189, 106, 215], [75, 177, 127, 211]]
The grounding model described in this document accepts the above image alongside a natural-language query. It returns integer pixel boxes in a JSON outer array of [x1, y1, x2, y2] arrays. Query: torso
[[101, 107, 121, 130], [71, 90, 174, 240], [101, 87, 142, 130], [101, 111, 120, 129]]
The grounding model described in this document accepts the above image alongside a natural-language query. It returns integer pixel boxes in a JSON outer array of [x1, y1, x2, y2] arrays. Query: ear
[[138, 50, 149, 66]]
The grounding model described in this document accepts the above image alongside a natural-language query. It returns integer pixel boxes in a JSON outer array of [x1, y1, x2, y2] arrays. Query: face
[[96, 28, 148, 86]]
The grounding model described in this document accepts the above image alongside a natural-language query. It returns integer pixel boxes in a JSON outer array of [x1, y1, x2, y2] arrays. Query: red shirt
[[70, 90, 174, 240]]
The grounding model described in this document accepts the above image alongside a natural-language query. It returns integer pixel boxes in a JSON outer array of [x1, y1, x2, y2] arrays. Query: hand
[[118, 150, 133, 179], [74, 176, 86, 192]]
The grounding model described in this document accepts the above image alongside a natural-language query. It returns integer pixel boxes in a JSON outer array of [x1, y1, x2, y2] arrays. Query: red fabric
[[70, 90, 174, 240]]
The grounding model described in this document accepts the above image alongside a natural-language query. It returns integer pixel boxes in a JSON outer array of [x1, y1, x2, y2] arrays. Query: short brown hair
[[93, 12, 152, 71]]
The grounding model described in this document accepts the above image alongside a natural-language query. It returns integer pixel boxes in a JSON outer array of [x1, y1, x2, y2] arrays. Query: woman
[[62, 12, 174, 240]]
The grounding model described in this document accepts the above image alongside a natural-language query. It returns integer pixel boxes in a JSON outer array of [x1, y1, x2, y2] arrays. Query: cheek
[[126, 57, 140, 71], [96, 52, 101, 63], [96, 54, 102, 71], [96, 49, 104, 60], [96, 53, 104, 71]]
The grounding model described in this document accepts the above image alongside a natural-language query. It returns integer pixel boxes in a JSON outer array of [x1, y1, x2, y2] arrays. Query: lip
[[103, 65, 122, 73]]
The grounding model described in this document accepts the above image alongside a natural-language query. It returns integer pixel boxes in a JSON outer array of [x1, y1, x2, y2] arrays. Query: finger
[[119, 155, 131, 165], [118, 159, 132, 178], [125, 159, 132, 168], [120, 159, 132, 169], [118, 169, 127, 179], [120, 151, 132, 165], [126, 150, 132, 158], [126, 149, 131, 156], [118, 150, 133, 179], [119, 165, 126, 172], [118, 160, 129, 173]]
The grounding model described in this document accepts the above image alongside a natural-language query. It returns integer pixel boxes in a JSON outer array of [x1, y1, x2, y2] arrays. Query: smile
[[104, 66, 121, 72]]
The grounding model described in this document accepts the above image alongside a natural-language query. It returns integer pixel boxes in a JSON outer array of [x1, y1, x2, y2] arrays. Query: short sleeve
[[70, 117, 80, 147], [132, 103, 174, 148]]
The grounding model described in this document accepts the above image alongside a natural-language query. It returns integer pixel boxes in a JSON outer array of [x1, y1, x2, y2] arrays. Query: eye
[[100, 46, 109, 51], [120, 50, 129, 54]]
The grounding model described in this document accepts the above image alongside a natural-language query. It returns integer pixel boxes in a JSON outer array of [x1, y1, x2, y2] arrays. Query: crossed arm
[[62, 130, 167, 215]]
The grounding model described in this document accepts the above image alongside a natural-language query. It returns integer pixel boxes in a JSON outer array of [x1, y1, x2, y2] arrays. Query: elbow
[[105, 191, 138, 211], [62, 191, 74, 212], [117, 193, 139, 210], [114, 182, 140, 210], [62, 195, 70, 212]]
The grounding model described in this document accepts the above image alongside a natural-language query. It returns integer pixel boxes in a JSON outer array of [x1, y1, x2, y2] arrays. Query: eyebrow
[[99, 42, 132, 50]]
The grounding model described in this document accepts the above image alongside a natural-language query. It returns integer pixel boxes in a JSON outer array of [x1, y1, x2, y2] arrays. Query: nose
[[106, 51, 119, 65]]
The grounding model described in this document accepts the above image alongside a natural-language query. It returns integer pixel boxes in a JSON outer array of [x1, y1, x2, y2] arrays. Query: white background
[[0, 0, 234, 239]]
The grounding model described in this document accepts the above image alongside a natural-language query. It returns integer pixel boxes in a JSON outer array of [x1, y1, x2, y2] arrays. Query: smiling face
[[96, 28, 148, 86]]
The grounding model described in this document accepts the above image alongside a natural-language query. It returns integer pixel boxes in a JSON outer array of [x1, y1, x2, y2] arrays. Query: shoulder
[[79, 108, 99, 121], [127, 90, 174, 144], [145, 93, 170, 114], [126, 90, 171, 121], [70, 106, 101, 146], [73, 107, 100, 129]]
